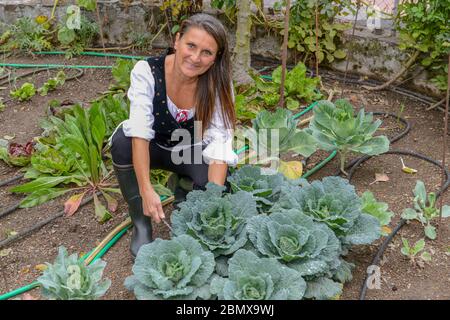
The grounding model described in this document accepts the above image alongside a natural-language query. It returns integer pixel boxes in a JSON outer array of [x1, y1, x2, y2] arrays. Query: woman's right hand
[[141, 188, 165, 223]]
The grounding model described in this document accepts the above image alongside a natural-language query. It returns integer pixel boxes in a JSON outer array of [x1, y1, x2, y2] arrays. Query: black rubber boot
[[113, 163, 153, 258]]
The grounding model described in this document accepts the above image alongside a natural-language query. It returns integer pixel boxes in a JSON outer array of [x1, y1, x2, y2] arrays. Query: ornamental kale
[[124, 235, 215, 300], [171, 183, 258, 256], [210, 249, 306, 300], [308, 99, 389, 174], [273, 176, 381, 246], [37, 246, 111, 300]]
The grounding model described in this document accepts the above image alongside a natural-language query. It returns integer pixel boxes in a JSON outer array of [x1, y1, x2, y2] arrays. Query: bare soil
[[0, 52, 449, 300]]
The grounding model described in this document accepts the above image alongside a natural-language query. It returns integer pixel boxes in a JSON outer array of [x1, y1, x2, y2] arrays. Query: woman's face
[[174, 27, 219, 79]]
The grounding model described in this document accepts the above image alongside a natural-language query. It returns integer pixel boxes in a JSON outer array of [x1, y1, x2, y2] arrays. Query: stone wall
[[0, 0, 443, 97]]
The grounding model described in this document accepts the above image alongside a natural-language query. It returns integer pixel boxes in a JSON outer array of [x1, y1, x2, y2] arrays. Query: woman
[[110, 13, 237, 257]]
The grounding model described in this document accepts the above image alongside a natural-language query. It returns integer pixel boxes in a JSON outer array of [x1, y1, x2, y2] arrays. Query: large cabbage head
[[247, 209, 341, 275], [211, 249, 306, 300], [171, 183, 258, 256], [124, 235, 215, 300], [273, 176, 381, 245]]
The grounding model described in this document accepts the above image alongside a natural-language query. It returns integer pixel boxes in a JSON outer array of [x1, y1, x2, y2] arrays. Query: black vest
[[146, 49, 196, 148]]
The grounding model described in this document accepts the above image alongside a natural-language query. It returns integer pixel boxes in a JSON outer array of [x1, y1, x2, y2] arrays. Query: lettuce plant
[[401, 180, 450, 240], [10, 82, 36, 101], [37, 246, 111, 300], [273, 176, 381, 246], [0, 139, 35, 167], [308, 99, 389, 174], [38, 70, 66, 96], [124, 235, 215, 300], [210, 249, 306, 300], [171, 183, 258, 256]]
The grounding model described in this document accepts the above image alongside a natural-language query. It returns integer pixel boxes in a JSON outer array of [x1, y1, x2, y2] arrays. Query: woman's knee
[[111, 128, 133, 166]]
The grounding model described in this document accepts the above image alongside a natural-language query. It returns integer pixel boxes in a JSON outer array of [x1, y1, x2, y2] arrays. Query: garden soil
[[0, 52, 449, 300]]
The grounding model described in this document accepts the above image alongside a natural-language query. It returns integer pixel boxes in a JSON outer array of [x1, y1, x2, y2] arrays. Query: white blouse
[[121, 60, 238, 166]]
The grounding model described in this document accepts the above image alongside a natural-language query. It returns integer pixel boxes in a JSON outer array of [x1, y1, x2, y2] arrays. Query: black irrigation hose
[[0, 173, 23, 187], [0, 191, 99, 249], [0, 202, 21, 219], [349, 150, 450, 300]]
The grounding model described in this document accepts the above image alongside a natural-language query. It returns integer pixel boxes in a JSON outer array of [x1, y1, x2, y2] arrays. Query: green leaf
[[424, 224, 436, 240], [420, 251, 431, 262], [58, 26, 76, 45], [441, 205, 450, 218], [402, 208, 418, 220], [411, 238, 425, 255], [77, 0, 96, 11], [94, 193, 112, 223], [333, 49, 346, 59], [19, 188, 71, 208], [10, 176, 74, 193]]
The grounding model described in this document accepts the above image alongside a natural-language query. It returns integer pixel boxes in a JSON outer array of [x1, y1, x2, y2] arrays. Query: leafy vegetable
[[110, 58, 137, 93], [11, 104, 119, 221], [171, 183, 258, 256], [401, 180, 450, 240], [361, 191, 394, 233], [210, 249, 306, 300], [246, 209, 343, 299], [240, 108, 317, 178], [401, 238, 431, 265], [308, 99, 390, 174], [124, 235, 215, 300], [0, 139, 35, 167], [37, 246, 111, 300], [38, 71, 66, 96], [227, 165, 295, 213], [10, 82, 36, 101], [272, 176, 381, 246]]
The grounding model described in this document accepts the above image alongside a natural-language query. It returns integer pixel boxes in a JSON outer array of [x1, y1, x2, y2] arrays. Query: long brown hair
[[177, 14, 236, 134]]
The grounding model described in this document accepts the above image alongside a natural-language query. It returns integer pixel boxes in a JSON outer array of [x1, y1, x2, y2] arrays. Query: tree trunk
[[232, 0, 253, 86]]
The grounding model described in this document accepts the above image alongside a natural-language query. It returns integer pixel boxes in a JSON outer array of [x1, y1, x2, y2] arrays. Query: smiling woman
[[108, 13, 237, 258]]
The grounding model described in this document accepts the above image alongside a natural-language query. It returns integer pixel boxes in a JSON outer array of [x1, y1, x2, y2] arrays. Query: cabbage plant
[[37, 246, 111, 300], [171, 183, 258, 256], [308, 99, 389, 174], [273, 176, 381, 246], [210, 250, 306, 300], [247, 209, 341, 275], [227, 165, 294, 213], [246, 209, 344, 299], [124, 235, 215, 300], [240, 108, 317, 177]]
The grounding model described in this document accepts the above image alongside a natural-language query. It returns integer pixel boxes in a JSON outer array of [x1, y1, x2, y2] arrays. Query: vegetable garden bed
[[0, 52, 449, 300]]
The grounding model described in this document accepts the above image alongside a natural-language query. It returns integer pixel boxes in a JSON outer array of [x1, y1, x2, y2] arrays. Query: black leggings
[[111, 127, 228, 190]]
